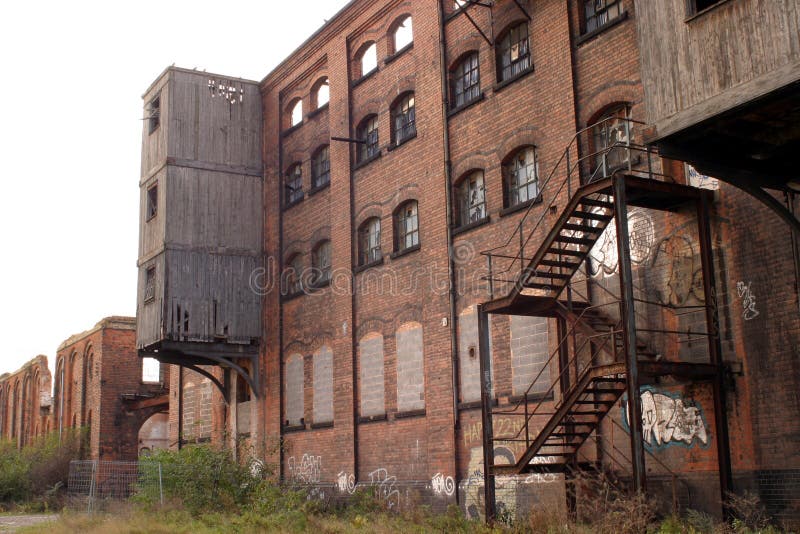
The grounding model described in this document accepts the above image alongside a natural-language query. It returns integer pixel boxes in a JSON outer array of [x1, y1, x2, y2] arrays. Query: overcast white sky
[[0, 0, 350, 378]]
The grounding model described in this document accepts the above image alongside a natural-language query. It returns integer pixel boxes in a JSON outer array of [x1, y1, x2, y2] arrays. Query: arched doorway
[[138, 412, 169, 454]]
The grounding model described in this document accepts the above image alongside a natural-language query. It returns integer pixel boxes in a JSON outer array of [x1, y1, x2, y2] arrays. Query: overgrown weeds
[[0, 429, 83, 511]]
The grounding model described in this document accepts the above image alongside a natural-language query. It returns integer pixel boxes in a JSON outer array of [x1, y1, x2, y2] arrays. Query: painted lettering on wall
[[736, 281, 760, 321], [287, 454, 322, 484], [368, 468, 400, 509], [623, 387, 709, 449], [431, 472, 455, 496], [336, 471, 356, 494]]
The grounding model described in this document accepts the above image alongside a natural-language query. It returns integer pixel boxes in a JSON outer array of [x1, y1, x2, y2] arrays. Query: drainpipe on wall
[[437, 0, 462, 504], [277, 90, 286, 482]]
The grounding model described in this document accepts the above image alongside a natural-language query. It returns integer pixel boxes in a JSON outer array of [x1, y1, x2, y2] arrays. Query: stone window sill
[[306, 103, 329, 121], [352, 67, 378, 88], [307, 181, 330, 197], [499, 196, 542, 217], [358, 413, 387, 424], [576, 11, 629, 47], [448, 92, 486, 118], [384, 43, 413, 65], [353, 150, 382, 170], [395, 408, 426, 420], [452, 216, 490, 236], [310, 421, 334, 429], [493, 65, 535, 93], [354, 256, 384, 274], [390, 243, 420, 260]]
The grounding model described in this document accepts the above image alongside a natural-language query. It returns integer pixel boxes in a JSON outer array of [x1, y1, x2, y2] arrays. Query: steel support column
[[613, 176, 647, 493], [697, 193, 733, 516], [477, 305, 496, 523], [557, 315, 576, 518]]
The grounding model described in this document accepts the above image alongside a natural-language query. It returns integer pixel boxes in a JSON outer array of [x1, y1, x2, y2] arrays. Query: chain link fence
[[67, 460, 163, 512]]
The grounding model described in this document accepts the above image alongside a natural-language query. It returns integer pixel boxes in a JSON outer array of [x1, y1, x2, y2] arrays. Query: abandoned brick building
[[136, 0, 800, 524], [0, 355, 52, 448], [0, 317, 170, 461]]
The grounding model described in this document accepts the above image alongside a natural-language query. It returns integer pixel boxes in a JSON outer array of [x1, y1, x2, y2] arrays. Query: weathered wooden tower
[[136, 67, 263, 397]]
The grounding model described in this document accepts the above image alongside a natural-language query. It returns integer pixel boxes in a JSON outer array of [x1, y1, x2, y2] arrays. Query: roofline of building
[[57, 316, 136, 352], [0, 354, 50, 383], [142, 65, 260, 100], [260, 0, 369, 91]]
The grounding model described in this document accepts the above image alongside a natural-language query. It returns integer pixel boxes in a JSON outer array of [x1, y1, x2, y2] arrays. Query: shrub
[[137, 444, 261, 514]]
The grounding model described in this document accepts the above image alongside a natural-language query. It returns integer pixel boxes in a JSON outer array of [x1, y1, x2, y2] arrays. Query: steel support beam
[[477, 305, 497, 523], [613, 176, 647, 493], [697, 194, 734, 517]]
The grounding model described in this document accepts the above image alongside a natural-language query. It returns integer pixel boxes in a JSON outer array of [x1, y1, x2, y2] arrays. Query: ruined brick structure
[[52, 317, 169, 460], [0, 355, 52, 448], [137, 0, 800, 524]]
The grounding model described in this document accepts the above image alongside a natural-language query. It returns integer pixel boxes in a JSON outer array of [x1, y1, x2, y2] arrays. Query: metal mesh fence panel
[[67, 460, 162, 512]]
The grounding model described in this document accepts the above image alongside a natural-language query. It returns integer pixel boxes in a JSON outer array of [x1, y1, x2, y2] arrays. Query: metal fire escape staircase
[[477, 118, 728, 491]]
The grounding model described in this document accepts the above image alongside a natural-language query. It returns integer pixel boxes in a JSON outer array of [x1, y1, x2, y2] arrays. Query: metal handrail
[[480, 117, 673, 300]]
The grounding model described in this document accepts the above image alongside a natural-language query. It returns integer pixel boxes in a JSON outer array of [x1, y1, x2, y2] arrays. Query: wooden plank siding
[[137, 68, 264, 350], [634, 0, 800, 132]]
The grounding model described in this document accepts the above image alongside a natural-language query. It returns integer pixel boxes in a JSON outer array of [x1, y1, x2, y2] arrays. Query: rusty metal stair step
[[563, 222, 603, 233], [539, 259, 581, 269], [547, 247, 585, 257], [550, 431, 591, 438], [573, 399, 617, 405], [556, 236, 595, 246], [531, 271, 572, 280], [524, 282, 564, 290], [580, 198, 615, 209], [571, 210, 612, 221]]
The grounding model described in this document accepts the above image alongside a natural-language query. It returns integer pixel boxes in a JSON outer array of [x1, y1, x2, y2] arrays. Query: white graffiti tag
[[287, 454, 322, 484], [736, 281, 760, 321], [336, 471, 356, 494], [625, 390, 708, 448], [431, 473, 456, 496], [368, 468, 400, 509]]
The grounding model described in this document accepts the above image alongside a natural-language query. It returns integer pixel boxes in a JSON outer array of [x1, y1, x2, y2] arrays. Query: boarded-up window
[[511, 315, 550, 396], [396, 323, 424, 412], [459, 307, 492, 402], [313, 346, 333, 424], [359, 333, 384, 417], [285, 354, 304, 426], [144, 267, 156, 303]]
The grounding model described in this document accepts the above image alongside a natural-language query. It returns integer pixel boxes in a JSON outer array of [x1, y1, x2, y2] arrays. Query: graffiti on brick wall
[[590, 208, 655, 278], [523, 456, 559, 484], [623, 388, 709, 449], [650, 231, 704, 307], [287, 454, 322, 484], [686, 165, 719, 191], [431, 472, 456, 496], [461, 445, 518, 520], [336, 471, 356, 494], [736, 281, 760, 321], [368, 468, 401, 509]]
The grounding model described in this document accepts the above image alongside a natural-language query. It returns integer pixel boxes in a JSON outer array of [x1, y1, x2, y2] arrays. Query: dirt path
[[0, 515, 57, 532]]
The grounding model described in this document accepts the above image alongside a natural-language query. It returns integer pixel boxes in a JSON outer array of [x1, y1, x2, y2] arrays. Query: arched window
[[496, 22, 530, 82], [592, 104, 633, 177], [454, 0, 467, 10], [357, 115, 379, 163], [311, 145, 330, 188], [285, 254, 303, 295], [456, 170, 486, 226], [394, 201, 419, 252], [392, 16, 413, 52], [289, 99, 303, 127], [451, 52, 480, 109], [358, 218, 382, 266], [504, 146, 539, 207], [391, 93, 416, 146], [584, 0, 623, 33], [358, 42, 378, 78], [285, 163, 303, 205], [311, 240, 332, 286], [313, 77, 329, 109]]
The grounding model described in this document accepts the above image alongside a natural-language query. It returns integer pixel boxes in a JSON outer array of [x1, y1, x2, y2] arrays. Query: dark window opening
[[144, 267, 156, 303], [690, 0, 725, 15], [146, 183, 158, 220], [497, 22, 530, 82], [391, 93, 416, 146], [148, 94, 160, 134], [451, 52, 480, 109], [584, 0, 623, 34]]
